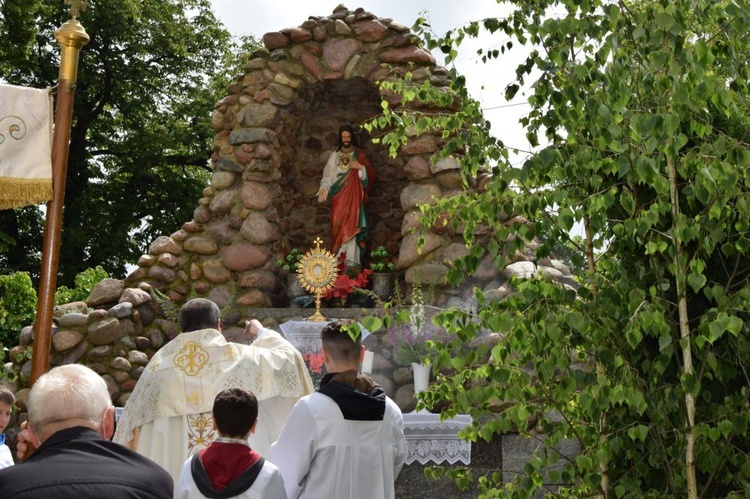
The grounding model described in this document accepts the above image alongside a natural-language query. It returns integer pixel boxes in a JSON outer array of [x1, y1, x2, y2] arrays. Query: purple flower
[[387, 305, 450, 365]]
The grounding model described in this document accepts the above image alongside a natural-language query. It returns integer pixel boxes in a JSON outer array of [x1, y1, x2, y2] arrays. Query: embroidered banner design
[[0, 83, 53, 209]]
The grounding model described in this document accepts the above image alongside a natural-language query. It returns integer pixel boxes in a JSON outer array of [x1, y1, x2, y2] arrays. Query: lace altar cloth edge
[[403, 413, 472, 465]]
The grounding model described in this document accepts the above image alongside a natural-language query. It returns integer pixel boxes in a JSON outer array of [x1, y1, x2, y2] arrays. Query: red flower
[[302, 352, 325, 374], [324, 253, 372, 301]]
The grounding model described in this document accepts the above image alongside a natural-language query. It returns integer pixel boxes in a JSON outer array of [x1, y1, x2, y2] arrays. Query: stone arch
[[126, 5, 483, 310]]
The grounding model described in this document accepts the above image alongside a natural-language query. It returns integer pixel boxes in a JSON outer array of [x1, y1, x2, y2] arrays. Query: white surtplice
[[113, 327, 314, 483]]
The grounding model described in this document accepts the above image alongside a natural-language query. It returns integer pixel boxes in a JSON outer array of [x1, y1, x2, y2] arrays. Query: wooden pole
[[30, 4, 89, 385]]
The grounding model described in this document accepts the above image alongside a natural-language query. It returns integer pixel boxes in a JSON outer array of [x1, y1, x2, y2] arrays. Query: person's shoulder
[[384, 396, 404, 416], [178, 452, 195, 473], [262, 457, 281, 473], [0, 456, 17, 478], [158, 329, 219, 350], [296, 391, 323, 406], [0, 442, 12, 470], [289, 391, 329, 414], [105, 440, 171, 477]]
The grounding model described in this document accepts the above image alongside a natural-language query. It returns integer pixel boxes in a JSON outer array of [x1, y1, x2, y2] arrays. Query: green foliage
[[378, 279, 450, 365], [150, 287, 180, 324], [368, 246, 395, 273], [0, 0, 262, 285], [55, 265, 109, 305], [275, 248, 304, 273], [367, 0, 750, 496], [0, 207, 44, 276], [0, 272, 37, 348]]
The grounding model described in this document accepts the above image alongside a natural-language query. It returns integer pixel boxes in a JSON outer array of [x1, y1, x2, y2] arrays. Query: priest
[[113, 298, 314, 483]]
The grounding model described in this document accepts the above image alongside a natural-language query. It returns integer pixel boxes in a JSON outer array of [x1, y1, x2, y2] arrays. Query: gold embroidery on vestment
[[174, 341, 209, 376], [186, 389, 203, 408], [187, 412, 215, 452]]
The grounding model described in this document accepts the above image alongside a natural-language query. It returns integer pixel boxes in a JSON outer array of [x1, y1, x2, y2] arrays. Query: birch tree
[[370, 0, 750, 496]]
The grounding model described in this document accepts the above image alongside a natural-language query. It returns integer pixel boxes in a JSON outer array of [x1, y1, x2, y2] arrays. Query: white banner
[[0, 83, 53, 210]]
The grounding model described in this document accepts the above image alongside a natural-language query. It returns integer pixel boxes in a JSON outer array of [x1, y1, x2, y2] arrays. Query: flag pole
[[30, 1, 89, 385]]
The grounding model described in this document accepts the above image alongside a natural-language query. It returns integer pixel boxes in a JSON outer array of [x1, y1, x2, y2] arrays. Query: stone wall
[[4, 279, 442, 411], [5, 250, 577, 411]]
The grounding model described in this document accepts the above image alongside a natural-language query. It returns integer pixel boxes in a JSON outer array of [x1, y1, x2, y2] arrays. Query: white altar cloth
[[279, 320, 370, 354], [403, 413, 472, 465]]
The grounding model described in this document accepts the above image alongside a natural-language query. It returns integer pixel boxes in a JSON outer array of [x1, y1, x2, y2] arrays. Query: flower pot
[[411, 362, 431, 393], [371, 272, 394, 301], [287, 273, 306, 301], [327, 297, 346, 308]]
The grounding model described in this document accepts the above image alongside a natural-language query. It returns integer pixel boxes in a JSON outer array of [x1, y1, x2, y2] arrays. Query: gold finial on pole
[[56, 2, 90, 86], [65, 0, 88, 19]]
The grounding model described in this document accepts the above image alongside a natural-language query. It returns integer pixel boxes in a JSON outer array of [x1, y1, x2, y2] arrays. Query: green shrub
[[55, 265, 109, 305], [0, 272, 37, 348], [368, 246, 395, 273], [275, 248, 304, 272]]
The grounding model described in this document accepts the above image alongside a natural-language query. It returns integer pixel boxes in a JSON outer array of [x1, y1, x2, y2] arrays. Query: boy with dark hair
[[0, 386, 14, 469], [176, 388, 286, 499], [271, 320, 407, 499]]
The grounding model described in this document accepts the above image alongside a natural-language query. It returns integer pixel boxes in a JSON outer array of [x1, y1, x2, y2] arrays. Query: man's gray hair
[[28, 364, 111, 431]]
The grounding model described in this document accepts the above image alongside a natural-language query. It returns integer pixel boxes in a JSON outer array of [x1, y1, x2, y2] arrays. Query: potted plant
[[275, 247, 303, 273], [386, 305, 449, 365], [302, 352, 326, 388], [275, 248, 305, 302], [385, 282, 450, 396], [369, 246, 395, 273], [386, 303, 450, 401], [368, 246, 395, 301]]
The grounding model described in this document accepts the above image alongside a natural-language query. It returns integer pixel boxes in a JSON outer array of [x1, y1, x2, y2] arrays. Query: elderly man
[[113, 298, 314, 483], [0, 364, 173, 498]]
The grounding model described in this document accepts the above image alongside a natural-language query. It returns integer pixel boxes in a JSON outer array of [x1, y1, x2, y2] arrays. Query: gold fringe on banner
[[0, 177, 53, 210]]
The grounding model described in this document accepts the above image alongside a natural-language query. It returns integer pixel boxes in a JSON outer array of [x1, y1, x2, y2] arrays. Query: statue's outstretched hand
[[317, 189, 328, 202]]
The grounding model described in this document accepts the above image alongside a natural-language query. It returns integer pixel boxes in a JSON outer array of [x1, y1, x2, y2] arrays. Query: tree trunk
[[667, 155, 698, 499], [585, 216, 608, 498]]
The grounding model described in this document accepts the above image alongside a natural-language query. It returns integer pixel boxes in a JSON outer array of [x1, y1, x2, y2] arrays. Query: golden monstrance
[[297, 237, 338, 322]]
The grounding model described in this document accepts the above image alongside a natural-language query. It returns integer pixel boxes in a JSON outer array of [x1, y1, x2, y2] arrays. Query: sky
[[208, 0, 533, 162]]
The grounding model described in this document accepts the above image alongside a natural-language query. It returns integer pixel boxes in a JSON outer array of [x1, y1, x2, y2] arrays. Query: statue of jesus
[[317, 124, 375, 266]]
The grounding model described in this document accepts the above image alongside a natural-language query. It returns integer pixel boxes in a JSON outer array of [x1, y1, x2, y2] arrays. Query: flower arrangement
[[302, 351, 326, 388], [324, 252, 373, 302], [368, 246, 395, 273], [387, 305, 449, 365], [275, 248, 304, 273]]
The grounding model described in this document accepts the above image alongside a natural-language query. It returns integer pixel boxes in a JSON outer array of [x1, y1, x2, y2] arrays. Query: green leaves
[[0, 272, 37, 348], [369, 0, 750, 495], [627, 424, 650, 442], [0, 0, 244, 284]]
